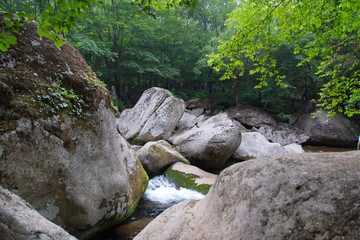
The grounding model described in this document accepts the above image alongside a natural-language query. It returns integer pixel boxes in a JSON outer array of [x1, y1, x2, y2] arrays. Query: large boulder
[[226, 106, 276, 127], [136, 140, 190, 177], [294, 106, 360, 147], [169, 113, 242, 170], [173, 111, 205, 134], [0, 19, 148, 239], [0, 185, 77, 240], [117, 87, 185, 144], [233, 132, 288, 159], [256, 123, 309, 145], [164, 162, 217, 194], [134, 151, 360, 240]]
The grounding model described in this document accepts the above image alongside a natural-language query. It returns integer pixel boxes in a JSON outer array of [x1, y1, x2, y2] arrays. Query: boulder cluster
[[1, 14, 360, 240]]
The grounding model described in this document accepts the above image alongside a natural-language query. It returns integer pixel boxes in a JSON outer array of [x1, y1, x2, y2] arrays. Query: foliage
[[1, 0, 105, 51], [208, 0, 360, 117], [132, 0, 199, 18], [111, 97, 126, 112], [36, 79, 87, 117], [0, 0, 198, 52]]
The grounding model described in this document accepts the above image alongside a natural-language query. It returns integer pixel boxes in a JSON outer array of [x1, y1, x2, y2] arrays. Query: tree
[[208, 0, 360, 117], [0, 0, 198, 52]]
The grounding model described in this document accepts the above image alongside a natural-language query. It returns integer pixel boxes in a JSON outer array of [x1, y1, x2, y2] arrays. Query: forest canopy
[[208, 0, 360, 117], [1, 0, 359, 118]]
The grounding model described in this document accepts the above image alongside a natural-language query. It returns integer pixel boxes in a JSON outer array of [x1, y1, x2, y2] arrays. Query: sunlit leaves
[[1, 0, 105, 52], [0, 12, 27, 52], [131, 0, 198, 18], [208, 0, 360, 117]]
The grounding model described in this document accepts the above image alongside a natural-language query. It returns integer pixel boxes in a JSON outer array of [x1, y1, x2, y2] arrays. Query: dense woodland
[[1, 0, 359, 119]]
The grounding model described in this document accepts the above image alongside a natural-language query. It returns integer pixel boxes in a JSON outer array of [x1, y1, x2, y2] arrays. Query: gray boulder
[[188, 108, 204, 117], [0, 19, 148, 239], [169, 113, 242, 169], [174, 112, 205, 134], [134, 151, 360, 240], [117, 88, 185, 144], [294, 107, 360, 147], [226, 106, 276, 127], [284, 143, 305, 154], [233, 132, 288, 159], [136, 140, 190, 177], [257, 123, 309, 145], [0, 185, 77, 240]]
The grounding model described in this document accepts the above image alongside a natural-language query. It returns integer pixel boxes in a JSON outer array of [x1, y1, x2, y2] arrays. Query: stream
[[91, 175, 205, 240], [91, 145, 355, 240]]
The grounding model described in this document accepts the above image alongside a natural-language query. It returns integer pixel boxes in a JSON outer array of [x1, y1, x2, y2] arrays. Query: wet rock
[[0, 185, 77, 240], [169, 113, 242, 170], [136, 140, 190, 177], [164, 162, 217, 194], [233, 132, 288, 159], [117, 88, 185, 144], [256, 123, 309, 145], [134, 151, 360, 240], [226, 106, 276, 127], [294, 106, 360, 147]]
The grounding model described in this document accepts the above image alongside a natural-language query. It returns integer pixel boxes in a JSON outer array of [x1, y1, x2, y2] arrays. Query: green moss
[[164, 167, 212, 194], [129, 137, 145, 145]]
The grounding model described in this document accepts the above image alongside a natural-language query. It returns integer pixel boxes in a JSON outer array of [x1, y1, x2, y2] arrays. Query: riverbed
[[91, 175, 204, 240], [91, 145, 355, 240]]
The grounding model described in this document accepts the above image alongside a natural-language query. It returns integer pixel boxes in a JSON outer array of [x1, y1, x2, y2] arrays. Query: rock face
[[136, 140, 190, 177], [117, 87, 185, 144], [174, 111, 205, 134], [164, 162, 217, 194], [257, 123, 309, 145], [226, 106, 276, 127], [284, 143, 305, 154], [134, 151, 360, 240], [169, 113, 242, 169], [0, 185, 77, 240], [186, 98, 217, 110], [233, 132, 288, 159], [294, 107, 360, 147], [0, 19, 148, 239]]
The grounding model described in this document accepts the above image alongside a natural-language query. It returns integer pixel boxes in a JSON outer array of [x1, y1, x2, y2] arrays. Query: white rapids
[[143, 175, 205, 205]]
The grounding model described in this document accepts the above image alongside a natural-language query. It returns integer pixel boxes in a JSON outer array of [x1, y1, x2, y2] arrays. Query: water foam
[[144, 175, 204, 205]]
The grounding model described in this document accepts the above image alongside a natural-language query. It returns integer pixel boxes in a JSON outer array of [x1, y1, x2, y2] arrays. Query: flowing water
[[91, 145, 355, 239], [91, 175, 205, 240]]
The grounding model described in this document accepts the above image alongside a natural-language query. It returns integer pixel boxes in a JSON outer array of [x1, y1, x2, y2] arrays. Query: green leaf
[[37, 27, 45, 37], [7, 35, 17, 45], [4, 13, 14, 19], [0, 42, 8, 52], [3, 19, 13, 28]]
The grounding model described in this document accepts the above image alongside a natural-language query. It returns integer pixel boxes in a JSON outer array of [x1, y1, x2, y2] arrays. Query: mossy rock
[[164, 162, 217, 194], [136, 140, 190, 177]]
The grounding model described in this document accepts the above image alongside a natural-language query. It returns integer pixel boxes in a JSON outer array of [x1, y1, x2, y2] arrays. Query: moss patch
[[0, 18, 113, 129], [164, 167, 212, 194]]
